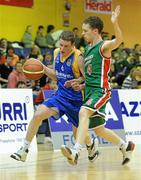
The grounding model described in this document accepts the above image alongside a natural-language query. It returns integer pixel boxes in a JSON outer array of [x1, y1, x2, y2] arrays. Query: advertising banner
[[44, 90, 125, 149], [0, 89, 37, 153], [84, 0, 112, 14], [118, 89, 141, 143], [0, 0, 33, 8]]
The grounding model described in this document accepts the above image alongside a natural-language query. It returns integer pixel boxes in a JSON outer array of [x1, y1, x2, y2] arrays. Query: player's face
[[59, 39, 74, 57], [82, 23, 96, 44], [16, 63, 23, 73]]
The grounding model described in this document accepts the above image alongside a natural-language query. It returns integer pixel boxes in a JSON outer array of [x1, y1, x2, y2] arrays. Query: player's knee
[[33, 112, 44, 123], [79, 107, 90, 120]]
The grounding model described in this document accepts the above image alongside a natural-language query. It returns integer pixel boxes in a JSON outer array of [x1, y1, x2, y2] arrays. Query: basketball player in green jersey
[[61, 6, 135, 166]]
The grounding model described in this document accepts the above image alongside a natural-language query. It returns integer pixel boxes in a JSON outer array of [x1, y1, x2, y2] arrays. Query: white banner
[[84, 0, 112, 14], [118, 90, 141, 144], [0, 89, 37, 153]]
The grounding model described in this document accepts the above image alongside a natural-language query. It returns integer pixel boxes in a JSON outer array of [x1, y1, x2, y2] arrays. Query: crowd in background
[[1, 24, 141, 101]]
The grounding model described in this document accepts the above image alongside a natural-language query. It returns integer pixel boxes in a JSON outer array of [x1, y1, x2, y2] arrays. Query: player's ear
[[93, 28, 98, 34]]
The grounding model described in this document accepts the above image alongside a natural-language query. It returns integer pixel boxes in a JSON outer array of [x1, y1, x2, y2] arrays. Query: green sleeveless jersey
[[84, 40, 111, 89]]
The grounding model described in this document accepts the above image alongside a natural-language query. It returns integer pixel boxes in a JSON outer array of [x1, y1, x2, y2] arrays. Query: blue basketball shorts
[[42, 94, 82, 127]]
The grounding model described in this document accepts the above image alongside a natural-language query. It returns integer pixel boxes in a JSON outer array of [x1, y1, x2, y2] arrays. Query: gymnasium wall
[[0, 0, 140, 48]]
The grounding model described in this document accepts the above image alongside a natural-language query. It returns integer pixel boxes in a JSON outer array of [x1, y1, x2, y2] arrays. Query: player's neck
[[91, 37, 102, 47], [61, 47, 75, 61]]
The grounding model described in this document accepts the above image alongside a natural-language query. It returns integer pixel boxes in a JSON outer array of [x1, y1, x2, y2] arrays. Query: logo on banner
[[0, 95, 32, 133], [120, 101, 141, 117], [85, 0, 112, 14], [0, 89, 37, 153]]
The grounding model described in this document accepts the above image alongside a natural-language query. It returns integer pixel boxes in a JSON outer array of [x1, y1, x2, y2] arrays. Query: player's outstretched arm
[[111, 5, 123, 48], [102, 5, 123, 55]]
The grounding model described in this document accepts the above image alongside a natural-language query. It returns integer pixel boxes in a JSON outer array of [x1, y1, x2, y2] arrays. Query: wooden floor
[[0, 143, 141, 180]]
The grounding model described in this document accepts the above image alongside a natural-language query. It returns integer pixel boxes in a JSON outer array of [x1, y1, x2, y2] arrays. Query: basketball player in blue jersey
[[61, 6, 135, 166], [10, 31, 99, 162]]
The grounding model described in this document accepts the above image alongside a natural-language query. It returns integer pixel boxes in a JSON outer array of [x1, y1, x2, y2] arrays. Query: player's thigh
[[34, 104, 57, 120]]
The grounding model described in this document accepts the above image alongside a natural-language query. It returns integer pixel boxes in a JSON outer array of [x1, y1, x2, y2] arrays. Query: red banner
[[0, 0, 33, 8], [85, 0, 112, 14]]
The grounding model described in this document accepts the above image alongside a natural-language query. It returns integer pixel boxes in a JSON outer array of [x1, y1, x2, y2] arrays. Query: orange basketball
[[22, 58, 44, 80]]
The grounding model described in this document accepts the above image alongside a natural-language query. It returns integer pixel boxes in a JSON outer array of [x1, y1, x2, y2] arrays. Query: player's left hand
[[64, 79, 80, 88], [111, 5, 120, 24], [71, 82, 82, 91]]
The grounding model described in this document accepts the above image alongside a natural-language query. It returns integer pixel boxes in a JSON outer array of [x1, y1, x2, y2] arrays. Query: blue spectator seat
[[23, 48, 32, 58], [40, 47, 54, 56], [14, 48, 24, 57]]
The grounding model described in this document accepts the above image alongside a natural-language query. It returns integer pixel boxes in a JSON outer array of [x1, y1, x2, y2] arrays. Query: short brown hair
[[60, 31, 75, 44]]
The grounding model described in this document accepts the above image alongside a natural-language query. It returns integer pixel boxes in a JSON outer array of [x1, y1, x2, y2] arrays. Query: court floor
[[0, 143, 141, 180]]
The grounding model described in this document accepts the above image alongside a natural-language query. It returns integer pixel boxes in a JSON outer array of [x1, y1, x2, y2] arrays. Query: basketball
[[22, 58, 44, 80]]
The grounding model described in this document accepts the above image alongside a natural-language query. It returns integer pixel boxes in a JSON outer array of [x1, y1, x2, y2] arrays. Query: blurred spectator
[[51, 30, 63, 48], [72, 27, 81, 49], [0, 62, 13, 87], [109, 59, 120, 89], [45, 25, 56, 48], [35, 25, 48, 48], [19, 55, 26, 64], [112, 42, 128, 60], [0, 64, 13, 84], [28, 45, 43, 62], [7, 62, 27, 88], [129, 43, 141, 65], [137, 81, 141, 89], [0, 76, 8, 88], [39, 50, 54, 90], [112, 42, 131, 86], [0, 38, 8, 65], [42, 51, 53, 67], [39, 50, 54, 88], [121, 66, 141, 89], [72, 27, 87, 50], [6, 46, 19, 67], [16, 80, 27, 88], [21, 25, 34, 48], [101, 31, 109, 40], [127, 52, 137, 67]]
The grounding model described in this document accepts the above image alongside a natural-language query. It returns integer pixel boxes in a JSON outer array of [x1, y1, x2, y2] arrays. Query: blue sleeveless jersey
[[55, 51, 83, 101], [42, 49, 83, 127]]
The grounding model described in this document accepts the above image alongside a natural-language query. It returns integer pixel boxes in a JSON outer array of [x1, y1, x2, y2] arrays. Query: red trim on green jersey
[[100, 47, 111, 89], [95, 89, 111, 109]]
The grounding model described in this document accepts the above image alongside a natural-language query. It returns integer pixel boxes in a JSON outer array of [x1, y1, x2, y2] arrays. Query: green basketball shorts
[[82, 86, 111, 128]]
